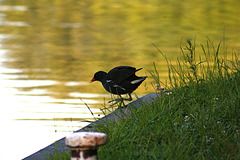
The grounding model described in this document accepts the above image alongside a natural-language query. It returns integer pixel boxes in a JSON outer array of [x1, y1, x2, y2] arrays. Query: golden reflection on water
[[0, 0, 240, 159]]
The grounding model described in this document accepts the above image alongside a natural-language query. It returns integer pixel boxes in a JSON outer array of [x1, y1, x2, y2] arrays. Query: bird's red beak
[[90, 77, 95, 83]]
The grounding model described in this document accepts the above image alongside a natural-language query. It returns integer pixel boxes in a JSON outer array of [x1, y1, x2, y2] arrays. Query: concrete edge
[[23, 93, 159, 160]]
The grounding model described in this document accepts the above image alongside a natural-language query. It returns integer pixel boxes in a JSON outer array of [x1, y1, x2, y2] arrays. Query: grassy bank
[[50, 38, 240, 159], [96, 38, 239, 159]]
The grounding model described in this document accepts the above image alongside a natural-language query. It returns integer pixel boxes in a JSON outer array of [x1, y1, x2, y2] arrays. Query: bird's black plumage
[[91, 66, 147, 95]]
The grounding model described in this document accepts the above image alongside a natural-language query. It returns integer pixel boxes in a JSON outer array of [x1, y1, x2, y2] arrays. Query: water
[[0, 46, 97, 159], [0, 0, 240, 159]]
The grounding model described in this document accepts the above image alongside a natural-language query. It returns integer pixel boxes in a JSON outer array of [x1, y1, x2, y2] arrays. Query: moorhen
[[91, 66, 147, 106]]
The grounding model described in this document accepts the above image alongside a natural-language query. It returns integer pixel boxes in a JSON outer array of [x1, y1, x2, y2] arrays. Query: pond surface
[[0, 0, 240, 159]]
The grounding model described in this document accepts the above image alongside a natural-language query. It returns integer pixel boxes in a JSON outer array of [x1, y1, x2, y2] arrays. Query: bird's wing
[[107, 66, 140, 84]]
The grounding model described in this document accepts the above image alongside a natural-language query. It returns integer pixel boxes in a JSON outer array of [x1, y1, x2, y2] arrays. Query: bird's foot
[[108, 97, 123, 105], [108, 94, 132, 108], [122, 97, 132, 101], [108, 98, 127, 108]]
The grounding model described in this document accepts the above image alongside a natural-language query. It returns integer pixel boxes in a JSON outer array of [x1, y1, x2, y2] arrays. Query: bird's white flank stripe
[[106, 80, 112, 83], [131, 79, 144, 84]]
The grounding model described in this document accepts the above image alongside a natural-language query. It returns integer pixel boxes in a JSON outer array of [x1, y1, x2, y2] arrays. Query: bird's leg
[[119, 94, 132, 107], [118, 95, 125, 107]]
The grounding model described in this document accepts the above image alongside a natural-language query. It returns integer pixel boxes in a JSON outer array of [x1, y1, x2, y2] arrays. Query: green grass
[[47, 151, 70, 160], [96, 74, 240, 159], [49, 37, 240, 159]]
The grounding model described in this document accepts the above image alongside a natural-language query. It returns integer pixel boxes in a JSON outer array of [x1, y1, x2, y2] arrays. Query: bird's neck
[[99, 73, 107, 84], [100, 77, 107, 84]]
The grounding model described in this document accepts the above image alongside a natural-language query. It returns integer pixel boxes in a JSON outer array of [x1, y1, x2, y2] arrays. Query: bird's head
[[90, 71, 107, 83]]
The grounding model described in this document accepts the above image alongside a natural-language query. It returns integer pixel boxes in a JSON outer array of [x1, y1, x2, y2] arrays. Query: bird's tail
[[136, 68, 143, 72]]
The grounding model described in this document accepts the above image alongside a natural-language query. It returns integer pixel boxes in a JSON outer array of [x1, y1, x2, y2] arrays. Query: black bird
[[91, 66, 147, 105]]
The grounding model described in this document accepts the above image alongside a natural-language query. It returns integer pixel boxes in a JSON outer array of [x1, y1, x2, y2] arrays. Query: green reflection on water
[[1, 0, 240, 98]]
